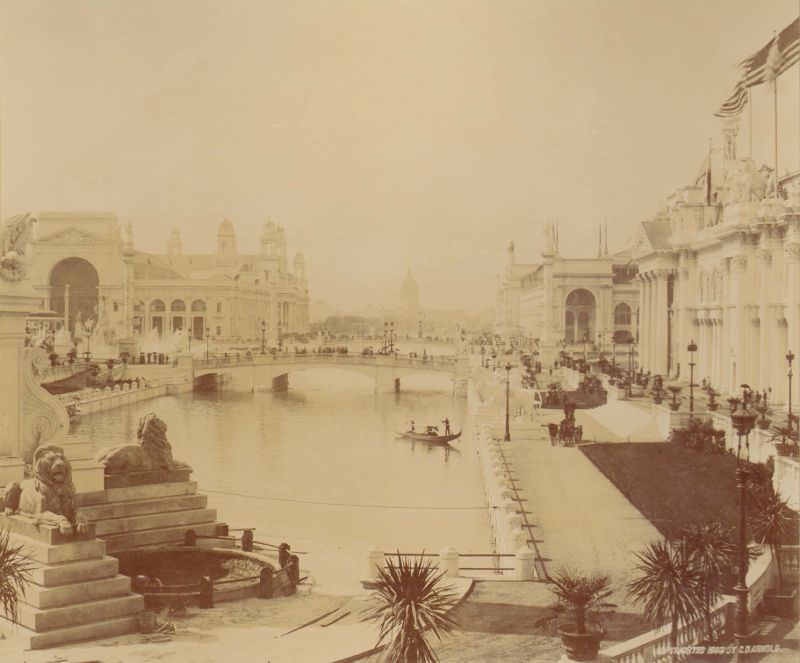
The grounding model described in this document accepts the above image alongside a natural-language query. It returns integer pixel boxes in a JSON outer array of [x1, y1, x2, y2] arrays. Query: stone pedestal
[[0, 514, 143, 650]]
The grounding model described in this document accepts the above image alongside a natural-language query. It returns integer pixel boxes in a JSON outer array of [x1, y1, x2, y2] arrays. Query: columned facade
[[634, 169, 800, 408]]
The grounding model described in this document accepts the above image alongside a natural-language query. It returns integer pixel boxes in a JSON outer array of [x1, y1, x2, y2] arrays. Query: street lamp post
[[788, 350, 795, 437], [260, 320, 266, 354], [504, 362, 512, 442], [481, 345, 485, 368], [383, 322, 388, 352], [491, 350, 497, 372], [627, 342, 635, 398], [418, 319, 422, 339], [389, 322, 395, 353], [611, 337, 616, 370], [205, 326, 210, 360], [278, 321, 283, 351], [730, 393, 757, 647], [688, 340, 698, 414], [84, 319, 94, 363]]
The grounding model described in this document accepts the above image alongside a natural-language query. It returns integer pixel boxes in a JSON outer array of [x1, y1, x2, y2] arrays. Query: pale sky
[[1, 0, 799, 311]]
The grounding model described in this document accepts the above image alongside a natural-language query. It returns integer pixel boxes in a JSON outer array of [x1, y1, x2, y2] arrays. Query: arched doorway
[[190, 299, 206, 340], [170, 299, 186, 332], [150, 300, 166, 335], [49, 258, 100, 334], [565, 289, 596, 343]]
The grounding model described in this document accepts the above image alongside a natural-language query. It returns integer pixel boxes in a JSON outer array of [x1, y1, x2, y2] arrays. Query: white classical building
[[495, 236, 639, 362], [633, 149, 800, 406], [26, 212, 310, 350]]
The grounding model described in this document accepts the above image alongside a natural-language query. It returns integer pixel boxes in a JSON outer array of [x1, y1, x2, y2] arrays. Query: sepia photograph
[[0, 1, 798, 661]]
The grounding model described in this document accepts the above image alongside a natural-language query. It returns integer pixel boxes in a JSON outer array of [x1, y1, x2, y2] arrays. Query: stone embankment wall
[[467, 381, 536, 579], [57, 375, 192, 416]]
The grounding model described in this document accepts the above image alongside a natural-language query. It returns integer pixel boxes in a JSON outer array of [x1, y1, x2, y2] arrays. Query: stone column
[[756, 246, 773, 391], [654, 270, 669, 375], [731, 256, 748, 393], [785, 230, 800, 413], [640, 273, 651, 371]]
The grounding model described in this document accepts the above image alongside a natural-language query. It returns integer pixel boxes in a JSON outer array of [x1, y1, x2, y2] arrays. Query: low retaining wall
[[57, 375, 191, 415], [601, 548, 777, 662]]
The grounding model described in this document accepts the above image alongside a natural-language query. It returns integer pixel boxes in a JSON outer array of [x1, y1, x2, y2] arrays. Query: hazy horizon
[[2, 0, 799, 311]]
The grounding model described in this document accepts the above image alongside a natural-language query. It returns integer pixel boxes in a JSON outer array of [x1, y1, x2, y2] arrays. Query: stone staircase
[[76, 470, 229, 554], [584, 401, 664, 441], [0, 515, 144, 650]]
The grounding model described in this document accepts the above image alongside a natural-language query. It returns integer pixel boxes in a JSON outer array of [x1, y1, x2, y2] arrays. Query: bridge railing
[[193, 352, 462, 370]]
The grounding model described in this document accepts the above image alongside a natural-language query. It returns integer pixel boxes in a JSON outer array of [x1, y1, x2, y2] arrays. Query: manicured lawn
[[580, 442, 743, 539]]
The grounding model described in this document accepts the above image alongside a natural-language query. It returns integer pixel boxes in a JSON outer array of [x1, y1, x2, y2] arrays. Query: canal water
[[71, 370, 492, 593]]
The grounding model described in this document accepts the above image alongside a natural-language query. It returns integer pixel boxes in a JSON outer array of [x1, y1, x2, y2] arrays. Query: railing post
[[199, 575, 214, 608], [514, 549, 535, 581], [184, 529, 197, 546], [365, 545, 384, 580], [439, 547, 459, 578], [258, 567, 274, 598], [241, 528, 254, 552]]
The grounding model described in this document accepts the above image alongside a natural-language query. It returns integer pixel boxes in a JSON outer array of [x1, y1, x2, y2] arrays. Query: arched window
[[564, 289, 596, 343], [150, 299, 166, 313], [191, 299, 207, 312], [171, 299, 186, 312], [614, 303, 632, 325]]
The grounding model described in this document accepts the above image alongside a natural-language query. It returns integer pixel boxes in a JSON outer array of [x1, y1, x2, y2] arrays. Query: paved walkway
[[503, 412, 662, 609]]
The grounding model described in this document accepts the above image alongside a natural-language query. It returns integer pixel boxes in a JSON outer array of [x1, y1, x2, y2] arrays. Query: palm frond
[[0, 528, 33, 624], [362, 552, 459, 663]]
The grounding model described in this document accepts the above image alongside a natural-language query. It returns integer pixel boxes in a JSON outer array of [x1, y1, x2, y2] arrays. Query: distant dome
[[400, 268, 419, 309], [217, 219, 235, 236], [294, 252, 305, 262]]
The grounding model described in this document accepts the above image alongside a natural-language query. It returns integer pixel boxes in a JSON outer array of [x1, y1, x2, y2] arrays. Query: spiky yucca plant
[[750, 490, 793, 594], [628, 539, 704, 654], [0, 527, 33, 624], [364, 553, 458, 663], [681, 522, 736, 642]]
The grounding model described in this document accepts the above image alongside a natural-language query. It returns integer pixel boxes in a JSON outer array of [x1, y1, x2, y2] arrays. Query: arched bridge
[[192, 352, 471, 395]]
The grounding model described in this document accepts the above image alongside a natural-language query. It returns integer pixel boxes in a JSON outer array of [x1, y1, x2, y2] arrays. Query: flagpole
[[773, 74, 779, 195], [749, 87, 753, 158]]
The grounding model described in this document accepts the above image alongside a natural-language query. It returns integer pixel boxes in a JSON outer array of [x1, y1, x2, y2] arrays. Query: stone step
[[91, 508, 218, 536], [30, 555, 119, 587], [18, 593, 144, 632], [101, 521, 223, 554], [75, 481, 198, 507], [25, 614, 141, 650], [24, 574, 132, 610], [78, 493, 208, 521], [21, 537, 107, 565]]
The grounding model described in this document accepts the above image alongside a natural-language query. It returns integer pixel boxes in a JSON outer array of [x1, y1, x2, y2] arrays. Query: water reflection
[[72, 370, 491, 591]]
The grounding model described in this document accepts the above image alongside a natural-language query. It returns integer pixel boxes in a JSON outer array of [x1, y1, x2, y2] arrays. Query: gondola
[[396, 429, 462, 444]]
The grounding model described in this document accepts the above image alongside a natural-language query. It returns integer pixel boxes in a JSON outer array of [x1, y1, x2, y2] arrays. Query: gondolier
[[441, 418, 451, 435]]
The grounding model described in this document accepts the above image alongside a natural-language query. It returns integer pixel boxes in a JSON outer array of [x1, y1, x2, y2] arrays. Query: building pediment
[[35, 227, 115, 247]]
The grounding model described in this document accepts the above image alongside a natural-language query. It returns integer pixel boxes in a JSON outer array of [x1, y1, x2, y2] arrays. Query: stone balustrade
[[56, 377, 176, 415], [601, 548, 775, 662]]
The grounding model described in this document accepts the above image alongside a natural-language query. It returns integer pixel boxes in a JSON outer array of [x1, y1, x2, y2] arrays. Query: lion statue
[[2, 444, 85, 536], [94, 413, 191, 475]]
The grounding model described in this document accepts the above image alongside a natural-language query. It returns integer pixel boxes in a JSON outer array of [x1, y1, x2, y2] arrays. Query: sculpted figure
[[94, 413, 191, 474], [3, 445, 84, 535]]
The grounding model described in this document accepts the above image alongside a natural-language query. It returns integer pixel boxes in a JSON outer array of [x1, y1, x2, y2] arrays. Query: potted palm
[[756, 402, 771, 430], [0, 527, 33, 624], [667, 386, 682, 411], [536, 568, 614, 661], [628, 539, 704, 660], [363, 553, 458, 663]]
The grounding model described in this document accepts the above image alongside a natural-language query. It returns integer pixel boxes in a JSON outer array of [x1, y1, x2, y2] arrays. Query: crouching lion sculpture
[[3, 444, 85, 536], [94, 413, 192, 474]]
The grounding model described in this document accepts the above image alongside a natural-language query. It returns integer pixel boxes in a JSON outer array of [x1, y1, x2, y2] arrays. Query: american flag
[[716, 17, 799, 117]]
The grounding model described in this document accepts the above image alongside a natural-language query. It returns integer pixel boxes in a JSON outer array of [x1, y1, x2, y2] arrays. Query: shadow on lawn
[[450, 600, 649, 641]]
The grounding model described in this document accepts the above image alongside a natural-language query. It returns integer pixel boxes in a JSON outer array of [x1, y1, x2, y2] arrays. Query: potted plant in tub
[[536, 568, 614, 661], [667, 385, 682, 411], [751, 490, 797, 618]]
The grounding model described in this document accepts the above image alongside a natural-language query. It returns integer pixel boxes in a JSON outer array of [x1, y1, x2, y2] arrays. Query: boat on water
[[396, 428, 462, 444]]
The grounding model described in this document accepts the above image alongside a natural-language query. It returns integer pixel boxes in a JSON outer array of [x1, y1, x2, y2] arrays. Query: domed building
[[399, 267, 420, 311], [26, 212, 310, 347]]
